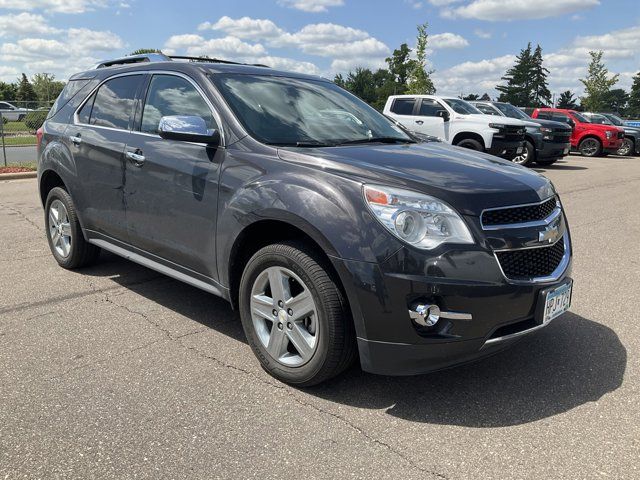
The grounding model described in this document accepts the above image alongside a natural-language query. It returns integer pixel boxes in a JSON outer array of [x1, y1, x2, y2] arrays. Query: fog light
[[409, 304, 440, 327]]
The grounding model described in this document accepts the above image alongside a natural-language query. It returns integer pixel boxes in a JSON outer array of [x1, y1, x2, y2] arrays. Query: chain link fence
[[1, 100, 52, 167]]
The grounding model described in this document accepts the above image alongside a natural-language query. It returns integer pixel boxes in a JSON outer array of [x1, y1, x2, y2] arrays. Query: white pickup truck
[[383, 95, 527, 161], [0, 101, 32, 122]]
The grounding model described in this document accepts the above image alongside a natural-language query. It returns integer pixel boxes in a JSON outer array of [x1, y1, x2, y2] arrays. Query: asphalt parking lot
[[1, 154, 638, 479]]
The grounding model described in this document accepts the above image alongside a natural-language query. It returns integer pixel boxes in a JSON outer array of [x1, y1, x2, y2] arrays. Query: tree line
[[0, 73, 65, 108]]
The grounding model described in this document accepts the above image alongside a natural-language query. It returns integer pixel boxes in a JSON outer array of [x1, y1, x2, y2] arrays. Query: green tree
[[602, 88, 629, 114], [31, 73, 65, 105], [16, 73, 38, 109], [130, 48, 163, 55], [480, 92, 491, 101], [579, 50, 619, 112], [556, 90, 577, 109], [406, 23, 436, 95], [462, 93, 480, 101], [496, 43, 534, 106], [385, 43, 414, 88], [0, 81, 17, 101], [627, 72, 640, 118], [530, 45, 551, 106]]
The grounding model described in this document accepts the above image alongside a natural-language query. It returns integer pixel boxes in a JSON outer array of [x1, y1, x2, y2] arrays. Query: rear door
[[66, 73, 145, 240], [124, 73, 224, 279]]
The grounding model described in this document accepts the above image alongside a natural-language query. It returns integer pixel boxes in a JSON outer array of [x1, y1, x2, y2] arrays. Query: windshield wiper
[[265, 141, 336, 148], [335, 137, 416, 146]]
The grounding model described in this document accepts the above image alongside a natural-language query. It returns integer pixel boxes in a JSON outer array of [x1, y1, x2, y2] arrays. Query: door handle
[[126, 150, 146, 167], [69, 135, 82, 145], [415, 120, 424, 125]]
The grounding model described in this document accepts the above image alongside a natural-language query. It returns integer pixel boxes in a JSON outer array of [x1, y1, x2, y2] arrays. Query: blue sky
[[1, 0, 638, 98]]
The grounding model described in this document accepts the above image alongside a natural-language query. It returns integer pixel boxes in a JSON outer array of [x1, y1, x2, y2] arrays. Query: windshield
[[212, 74, 412, 146], [571, 111, 589, 123], [443, 98, 482, 115], [589, 114, 613, 125], [495, 102, 529, 120], [604, 114, 624, 126]]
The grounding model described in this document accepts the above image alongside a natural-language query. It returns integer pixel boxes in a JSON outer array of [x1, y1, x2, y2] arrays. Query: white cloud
[[256, 56, 321, 75], [0, 12, 61, 37], [474, 29, 492, 39], [164, 35, 266, 59], [0, 0, 108, 14], [442, 0, 599, 21], [277, 0, 344, 13], [199, 16, 286, 40], [0, 65, 19, 82], [429, 32, 469, 49]]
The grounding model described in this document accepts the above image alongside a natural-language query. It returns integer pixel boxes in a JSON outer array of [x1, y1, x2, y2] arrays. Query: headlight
[[363, 185, 474, 249], [489, 123, 506, 130], [605, 131, 613, 139], [540, 127, 553, 133]]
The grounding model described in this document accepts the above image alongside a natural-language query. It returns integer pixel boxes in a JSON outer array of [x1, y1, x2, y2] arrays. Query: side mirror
[[437, 110, 450, 122], [158, 115, 220, 145], [567, 119, 575, 129]]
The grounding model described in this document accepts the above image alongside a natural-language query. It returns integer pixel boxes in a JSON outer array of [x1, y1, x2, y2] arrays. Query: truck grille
[[552, 130, 571, 143], [504, 126, 525, 140], [482, 197, 558, 227], [496, 239, 565, 280]]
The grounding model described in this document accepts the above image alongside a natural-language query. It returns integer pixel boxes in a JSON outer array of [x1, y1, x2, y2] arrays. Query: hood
[[584, 122, 623, 133], [526, 118, 572, 131], [623, 125, 640, 135], [277, 142, 553, 216]]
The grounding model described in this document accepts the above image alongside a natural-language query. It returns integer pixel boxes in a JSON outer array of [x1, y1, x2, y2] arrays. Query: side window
[[141, 75, 217, 134], [417, 99, 443, 117], [89, 75, 143, 130], [0, 102, 11, 109], [552, 114, 569, 123], [476, 104, 499, 116], [77, 92, 96, 124], [390, 98, 416, 115], [537, 112, 552, 120]]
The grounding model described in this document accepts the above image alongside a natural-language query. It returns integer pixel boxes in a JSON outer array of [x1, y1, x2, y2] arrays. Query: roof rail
[[93, 53, 171, 69], [169, 55, 270, 68]]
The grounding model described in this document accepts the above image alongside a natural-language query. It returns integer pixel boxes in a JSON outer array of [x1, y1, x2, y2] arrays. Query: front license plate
[[563, 147, 569, 154], [543, 282, 572, 324], [516, 146, 524, 154]]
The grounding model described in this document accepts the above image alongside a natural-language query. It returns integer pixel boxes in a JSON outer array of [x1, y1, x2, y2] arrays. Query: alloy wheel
[[48, 199, 72, 258], [250, 266, 318, 367], [580, 138, 599, 156], [617, 138, 632, 156], [512, 147, 530, 164]]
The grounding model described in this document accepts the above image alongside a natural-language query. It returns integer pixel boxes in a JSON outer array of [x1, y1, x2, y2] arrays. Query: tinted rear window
[[391, 98, 416, 115], [88, 75, 144, 130]]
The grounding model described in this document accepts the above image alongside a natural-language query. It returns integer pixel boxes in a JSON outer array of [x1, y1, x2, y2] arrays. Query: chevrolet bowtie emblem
[[539, 224, 560, 244]]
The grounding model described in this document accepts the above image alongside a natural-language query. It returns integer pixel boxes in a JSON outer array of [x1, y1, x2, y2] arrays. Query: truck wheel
[[616, 138, 633, 156], [18, 114, 26, 122], [578, 137, 602, 157], [45, 187, 101, 269], [512, 140, 535, 166], [535, 158, 558, 166], [455, 138, 483, 151], [239, 242, 356, 386]]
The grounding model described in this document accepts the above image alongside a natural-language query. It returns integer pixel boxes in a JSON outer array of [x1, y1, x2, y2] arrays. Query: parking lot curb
[[0, 171, 37, 180]]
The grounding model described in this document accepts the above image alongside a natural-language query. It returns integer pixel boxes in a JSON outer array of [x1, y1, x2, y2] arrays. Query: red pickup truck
[[529, 108, 624, 157]]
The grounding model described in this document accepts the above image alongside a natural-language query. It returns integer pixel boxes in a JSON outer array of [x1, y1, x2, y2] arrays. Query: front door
[[66, 74, 145, 240], [414, 98, 447, 140], [124, 73, 223, 279]]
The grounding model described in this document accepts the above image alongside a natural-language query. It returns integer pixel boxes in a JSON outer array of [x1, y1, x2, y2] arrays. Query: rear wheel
[[45, 187, 100, 269], [512, 140, 535, 166], [617, 138, 633, 156], [455, 138, 483, 151], [578, 137, 602, 157], [239, 242, 356, 386]]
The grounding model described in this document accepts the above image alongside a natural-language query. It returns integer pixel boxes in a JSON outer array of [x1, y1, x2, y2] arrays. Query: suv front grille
[[496, 239, 565, 280], [482, 197, 557, 227]]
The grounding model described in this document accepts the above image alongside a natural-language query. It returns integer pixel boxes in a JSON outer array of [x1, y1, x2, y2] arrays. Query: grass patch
[[3, 135, 36, 146]]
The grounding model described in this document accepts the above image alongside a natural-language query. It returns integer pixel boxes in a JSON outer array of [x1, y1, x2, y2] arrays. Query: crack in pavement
[[4, 205, 43, 233]]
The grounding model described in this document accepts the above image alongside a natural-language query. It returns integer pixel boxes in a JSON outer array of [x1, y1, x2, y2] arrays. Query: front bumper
[[487, 138, 526, 160], [331, 217, 573, 376], [537, 139, 571, 160]]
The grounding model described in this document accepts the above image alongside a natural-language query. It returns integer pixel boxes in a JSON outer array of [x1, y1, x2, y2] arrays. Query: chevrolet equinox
[[37, 54, 573, 386]]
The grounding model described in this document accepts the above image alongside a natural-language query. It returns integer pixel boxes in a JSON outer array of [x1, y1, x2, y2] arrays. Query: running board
[[89, 238, 226, 298]]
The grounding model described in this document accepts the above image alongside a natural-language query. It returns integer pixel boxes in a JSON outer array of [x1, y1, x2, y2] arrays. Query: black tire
[[512, 140, 535, 166], [239, 241, 356, 386], [535, 157, 559, 166], [617, 138, 634, 156], [455, 138, 483, 151], [44, 187, 100, 269], [18, 114, 25, 122], [578, 137, 602, 157]]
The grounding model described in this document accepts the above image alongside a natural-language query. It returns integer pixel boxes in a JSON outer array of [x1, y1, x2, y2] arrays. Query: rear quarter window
[[47, 78, 96, 120]]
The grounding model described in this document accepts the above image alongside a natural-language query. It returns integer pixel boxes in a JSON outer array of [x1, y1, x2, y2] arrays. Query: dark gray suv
[[38, 54, 573, 386]]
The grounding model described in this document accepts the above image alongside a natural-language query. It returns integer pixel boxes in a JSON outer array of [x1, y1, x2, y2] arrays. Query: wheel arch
[[452, 131, 486, 149], [39, 169, 67, 206]]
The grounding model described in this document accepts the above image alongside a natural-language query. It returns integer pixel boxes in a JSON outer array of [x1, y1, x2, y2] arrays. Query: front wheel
[[512, 140, 535, 166], [455, 138, 483, 151], [617, 138, 634, 156], [578, 137, 602, 157], [239, 242, 356, 386]]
